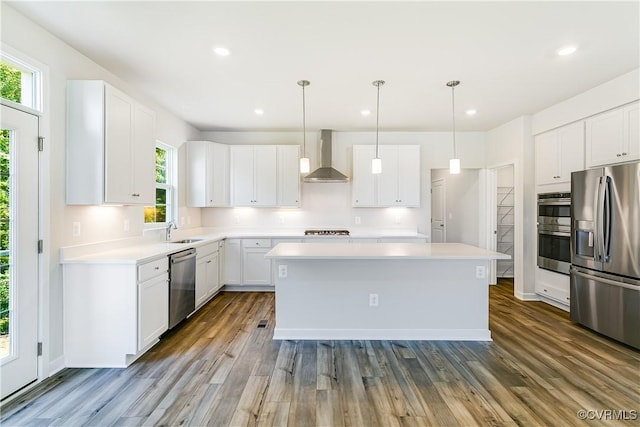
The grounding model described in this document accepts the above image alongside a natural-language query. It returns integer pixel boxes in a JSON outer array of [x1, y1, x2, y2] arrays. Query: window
[[144, 142, 175, 225], [1, 53, 42, 111]]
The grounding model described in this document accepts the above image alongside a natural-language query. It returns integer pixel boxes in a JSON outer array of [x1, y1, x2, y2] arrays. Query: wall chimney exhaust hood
[[303, 130, 349, 183]]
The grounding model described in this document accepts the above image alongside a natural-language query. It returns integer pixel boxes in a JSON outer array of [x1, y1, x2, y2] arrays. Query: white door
[[1, 105, 40, 399], [430, 179, 445, 242]]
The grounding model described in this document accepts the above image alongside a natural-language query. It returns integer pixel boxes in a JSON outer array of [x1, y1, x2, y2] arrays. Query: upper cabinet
[[67, 80, 156, 205], [586, 101, 640, 168], [352, 145, 420, 207], [535, 121, 584, 186], [230, 145, 277, 206], [277, 145, 301, 207], [185, 141, 229, 207]]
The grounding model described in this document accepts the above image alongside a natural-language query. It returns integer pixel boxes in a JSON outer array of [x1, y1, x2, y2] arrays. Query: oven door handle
[[538, 230, 571, 237]]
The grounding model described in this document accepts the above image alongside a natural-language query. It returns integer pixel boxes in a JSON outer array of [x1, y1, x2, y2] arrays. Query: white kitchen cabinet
[[586, 101, 640, 167], [535, 267, 570, 308], [230, 145, 277, 206], [185, 141, 229, 207], [67, 80, 155, 205], [352, 145, 420, 207], [138, 268, 169, 351], [242, 239, 272, 286], [195, 242, 221, 308], [223, 239, 242, 285], [277, 145, 301, 207], [535, 121, 584, 186], [377, 145, 420, 206], [352, 145, 377, 206], [63, 256, 168, 367]]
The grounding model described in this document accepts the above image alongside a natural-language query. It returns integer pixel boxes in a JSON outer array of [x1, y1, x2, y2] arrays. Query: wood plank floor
[[2, 280, 638, 426]]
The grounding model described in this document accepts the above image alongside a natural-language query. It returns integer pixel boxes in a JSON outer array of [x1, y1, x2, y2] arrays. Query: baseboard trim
[[273, 328, 492, 341], [515, 291, 540, 301], [48, 355, 65, 376], [223, 285, 275, 292]]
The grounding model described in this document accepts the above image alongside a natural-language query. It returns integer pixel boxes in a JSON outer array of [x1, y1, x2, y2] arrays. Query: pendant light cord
[[302, 83, 306, 155], [451, 84, 456, 158], [374, 81, 384, 158]]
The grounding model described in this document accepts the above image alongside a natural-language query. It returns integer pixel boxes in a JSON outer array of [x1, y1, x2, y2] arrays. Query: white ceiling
[[7, 1, 640, 132]]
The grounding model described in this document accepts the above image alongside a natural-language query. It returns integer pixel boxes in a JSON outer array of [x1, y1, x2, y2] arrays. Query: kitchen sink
[[169, 238, 204, 244]]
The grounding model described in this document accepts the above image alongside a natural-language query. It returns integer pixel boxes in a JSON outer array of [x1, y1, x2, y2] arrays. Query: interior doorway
[[430, 178, 445, 242]]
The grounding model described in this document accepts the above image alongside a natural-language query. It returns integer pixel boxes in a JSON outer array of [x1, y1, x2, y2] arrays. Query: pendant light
[[372, 80, 385, 174], [447, 80, 461, 174], [298, 80, 310, 174]]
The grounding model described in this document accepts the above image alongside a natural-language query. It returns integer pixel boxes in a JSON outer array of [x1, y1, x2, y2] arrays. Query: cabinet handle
[[154, 266, 159, 270], [543, 289, 548, 292], [207, 260, 212, 264], [617, 153, 622, 157], [132, 193, 140, 197], [622, 152, 627, 156]]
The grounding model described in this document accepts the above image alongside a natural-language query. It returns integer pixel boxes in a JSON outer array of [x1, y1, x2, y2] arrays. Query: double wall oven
[[537, 192, 571, 275]]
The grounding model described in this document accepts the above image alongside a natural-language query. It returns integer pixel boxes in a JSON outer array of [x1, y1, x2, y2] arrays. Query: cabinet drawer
[[242, 239, 272, 248], [138, 257, 169, 282], [536, 283, 570, 305], [197, 242, 220, 258]]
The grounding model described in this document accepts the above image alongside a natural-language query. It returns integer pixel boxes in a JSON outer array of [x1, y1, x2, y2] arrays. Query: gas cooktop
[[304, 229, 350, 236]]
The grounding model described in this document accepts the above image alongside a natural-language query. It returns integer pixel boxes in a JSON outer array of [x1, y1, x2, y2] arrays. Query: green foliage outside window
[[0, 62, 19, 335], [144, 146, 170, 223]]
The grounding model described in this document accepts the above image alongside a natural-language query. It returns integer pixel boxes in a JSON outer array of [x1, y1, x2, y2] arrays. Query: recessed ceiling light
[[254, 109, 264, 115], [465, 109, 477, 116], [213, 47, 230, 56], [556, 45, 577, 56], [360, 110, 371, 116]]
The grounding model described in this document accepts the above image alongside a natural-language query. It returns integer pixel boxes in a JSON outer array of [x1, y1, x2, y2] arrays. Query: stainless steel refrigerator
[[570, 162, 639, 349]]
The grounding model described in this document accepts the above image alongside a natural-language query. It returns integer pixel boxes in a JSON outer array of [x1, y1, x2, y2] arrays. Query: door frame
[[1, 43, 50, 402], [430, 178, 446, 243]]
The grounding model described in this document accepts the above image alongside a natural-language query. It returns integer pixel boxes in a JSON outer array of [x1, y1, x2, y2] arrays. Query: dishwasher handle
[[170, 249, 196, 264]]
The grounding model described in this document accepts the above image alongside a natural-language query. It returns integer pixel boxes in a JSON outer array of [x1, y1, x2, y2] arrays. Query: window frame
[[1, 51, 42, 113], [144, 141, 176, 228]]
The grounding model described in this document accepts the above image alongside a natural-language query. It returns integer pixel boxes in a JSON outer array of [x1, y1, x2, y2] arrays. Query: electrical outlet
[[476, 266, 486, 279], [180, 216, 186, 226], [234, 215, 240, 224], [187, 216, 191, 225], [369, 293, 379, 307], [278, 265, 288, 278], [123, 219, 130, 232], [279, 216, 285, 224], [355, 216, 361, 225], [72, 222, 81, 237], [395, 216, 401, 224]]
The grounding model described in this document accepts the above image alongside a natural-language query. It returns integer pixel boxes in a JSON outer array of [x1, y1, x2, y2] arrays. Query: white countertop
[[265, 242, 511, 260], [59, 228, 427, 264]]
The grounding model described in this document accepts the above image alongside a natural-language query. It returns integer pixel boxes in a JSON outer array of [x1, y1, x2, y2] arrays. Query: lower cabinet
[[223, 239, 242, 285], [196, 242, 222, 308], [62, 256, 169, 367], [138, 272, 169, 351], [242, 239, 272, 286], [535, 267, 570, 308]]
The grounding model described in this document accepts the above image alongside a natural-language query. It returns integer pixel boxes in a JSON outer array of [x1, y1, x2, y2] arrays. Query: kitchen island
[[265, 242, 510, 341]]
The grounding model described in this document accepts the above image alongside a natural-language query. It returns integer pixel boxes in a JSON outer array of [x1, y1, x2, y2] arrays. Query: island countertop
[[265, 242, 510, 260]]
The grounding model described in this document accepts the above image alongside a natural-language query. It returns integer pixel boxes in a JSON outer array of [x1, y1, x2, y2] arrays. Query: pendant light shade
[[447, 80, 461, 175], [298, 80, 310, 174], [372, 80, 385, 174]]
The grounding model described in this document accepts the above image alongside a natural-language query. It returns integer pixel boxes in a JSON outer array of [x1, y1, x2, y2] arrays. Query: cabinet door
[[377, 146, 399, 206], [132, 104, 156, 204], [254, 146, 277, 206], [352, 145, 376, 206], [557, 121, 584, 182], [586, 108, 625, 167], [277, 145, 300, 207], [211, 143, 230, 206], [231, 146, 255, 206], [223, 239, 242, 284], [624, 102, 640, 161], [397, 145, 421, 206], [242, 247, 272, 285], [185, 141, 209, 207], [195, 258, 207, 308], [535, 130, 560, 185], [104, 85, 134, 204], [138, 273, 169, 351], [207, 252, 220, 295]]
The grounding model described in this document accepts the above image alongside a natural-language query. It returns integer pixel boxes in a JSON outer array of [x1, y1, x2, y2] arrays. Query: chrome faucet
[[166, 220, 177, 241]]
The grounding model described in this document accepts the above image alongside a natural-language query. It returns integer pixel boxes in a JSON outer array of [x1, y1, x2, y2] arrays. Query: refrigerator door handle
[[595, 176, 606, 262], [571, 268, 640, 290], [603, 175, 612, 263]]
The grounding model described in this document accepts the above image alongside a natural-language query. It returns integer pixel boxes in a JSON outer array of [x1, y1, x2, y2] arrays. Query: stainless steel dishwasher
[[168, 248, 196, 329]]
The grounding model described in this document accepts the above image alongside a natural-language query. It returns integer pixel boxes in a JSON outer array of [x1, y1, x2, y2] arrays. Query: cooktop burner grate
[[304, 229, 350, 236]]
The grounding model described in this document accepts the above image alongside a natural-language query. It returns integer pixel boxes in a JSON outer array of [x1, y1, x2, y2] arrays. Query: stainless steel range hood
[[303, 129, 349, 183]]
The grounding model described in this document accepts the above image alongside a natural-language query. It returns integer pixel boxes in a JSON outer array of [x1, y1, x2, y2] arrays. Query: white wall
[[431, 169, 480, 246], [199, 130, 486, 237], [2, 4, 201, 373]]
